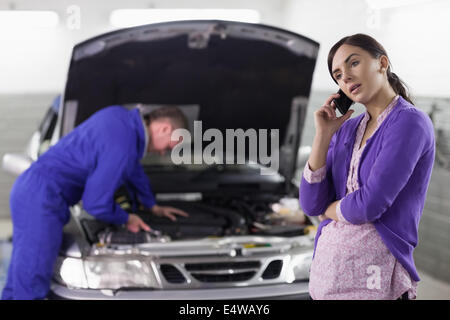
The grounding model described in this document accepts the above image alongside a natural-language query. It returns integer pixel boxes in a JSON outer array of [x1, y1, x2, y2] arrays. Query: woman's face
[[331, 44, 388, 105]]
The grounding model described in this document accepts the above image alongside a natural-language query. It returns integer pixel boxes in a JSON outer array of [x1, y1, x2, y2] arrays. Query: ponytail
[[387, 68, 414, 105]]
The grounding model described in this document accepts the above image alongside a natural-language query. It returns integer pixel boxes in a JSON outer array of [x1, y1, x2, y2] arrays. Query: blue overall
[[1, 106, 156, 299]]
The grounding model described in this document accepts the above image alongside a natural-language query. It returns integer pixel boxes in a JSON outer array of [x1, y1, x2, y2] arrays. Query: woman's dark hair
[[327, 33, 414, 105]]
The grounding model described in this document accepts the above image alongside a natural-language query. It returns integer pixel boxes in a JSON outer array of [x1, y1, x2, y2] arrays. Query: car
[[2, 20, 320, 300]]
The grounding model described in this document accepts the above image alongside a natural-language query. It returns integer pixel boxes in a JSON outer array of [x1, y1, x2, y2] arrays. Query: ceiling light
[[110, 9, 260, 28], [365, 0, 434, 10], [0, 10, 59, 28]]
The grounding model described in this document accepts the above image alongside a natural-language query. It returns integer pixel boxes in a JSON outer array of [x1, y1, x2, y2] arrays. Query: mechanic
[[2, 105, 189, 300]]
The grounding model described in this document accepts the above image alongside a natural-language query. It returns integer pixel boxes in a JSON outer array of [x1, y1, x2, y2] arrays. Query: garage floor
[[1, 218, 449, 300]]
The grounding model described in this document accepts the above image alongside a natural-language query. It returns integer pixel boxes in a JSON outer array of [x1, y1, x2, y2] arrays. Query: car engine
[[79, 189, 312, 246]]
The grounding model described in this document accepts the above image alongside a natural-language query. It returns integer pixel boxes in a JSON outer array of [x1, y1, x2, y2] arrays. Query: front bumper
[[49, 281, 310, 300]]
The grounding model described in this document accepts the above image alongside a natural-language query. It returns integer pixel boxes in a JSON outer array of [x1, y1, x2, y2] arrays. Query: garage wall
[[0, 0, 289, 94], [2, 0, 450, 97], [282, 0, 450, 98], [0, 94, 56, 218]]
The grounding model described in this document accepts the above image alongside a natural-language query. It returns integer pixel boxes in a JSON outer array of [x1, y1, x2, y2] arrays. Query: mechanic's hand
[[314, 93, 354, 137], [151, 204, 189, 222], [127, 213, 152, 233]]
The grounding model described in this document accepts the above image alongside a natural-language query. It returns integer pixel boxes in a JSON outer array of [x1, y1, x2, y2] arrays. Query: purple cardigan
[[299, 96, 435, 282]]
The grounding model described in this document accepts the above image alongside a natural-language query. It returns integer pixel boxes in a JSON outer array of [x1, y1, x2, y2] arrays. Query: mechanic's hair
[[327, 33, 414, 105], [144, 106, 188, 129]]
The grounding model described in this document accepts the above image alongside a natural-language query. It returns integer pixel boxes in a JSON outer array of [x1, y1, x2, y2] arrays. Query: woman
[[299, 33, 435, 300]]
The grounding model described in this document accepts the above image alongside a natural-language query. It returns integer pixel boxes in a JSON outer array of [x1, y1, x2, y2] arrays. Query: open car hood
[[60, 20, 319, 183]]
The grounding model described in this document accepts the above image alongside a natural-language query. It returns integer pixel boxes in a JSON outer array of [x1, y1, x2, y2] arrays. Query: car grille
[[160, 264, 186, 284], [160, 261, 266, 284], [186, 261, 260, 283], [184, 261, 261, 271], [168, 261, 264, 284], [191, 271, 256, 283]]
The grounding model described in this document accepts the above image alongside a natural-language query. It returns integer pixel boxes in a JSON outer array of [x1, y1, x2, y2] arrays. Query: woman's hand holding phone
[[307, 92, 355, 172], [314, 93, 354, 138]]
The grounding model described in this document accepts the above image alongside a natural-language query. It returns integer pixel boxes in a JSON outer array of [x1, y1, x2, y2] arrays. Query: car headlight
[[54, 257, 88, 289], [54, 256, 160, 290]]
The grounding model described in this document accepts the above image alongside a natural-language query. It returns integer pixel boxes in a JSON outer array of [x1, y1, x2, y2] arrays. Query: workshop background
[[0, 0, 449, 299]]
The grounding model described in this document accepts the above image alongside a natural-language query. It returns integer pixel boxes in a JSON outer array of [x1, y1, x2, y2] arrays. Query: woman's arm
[[339, 110, 435, 224], [299, 93, 354, 217], [322, 200, 340, 221], [300, 133, 337, 216], [308, 132, 333, 171]]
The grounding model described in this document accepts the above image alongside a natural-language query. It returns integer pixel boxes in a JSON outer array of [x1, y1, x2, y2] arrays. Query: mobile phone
[[333, 89, 354, 115]]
